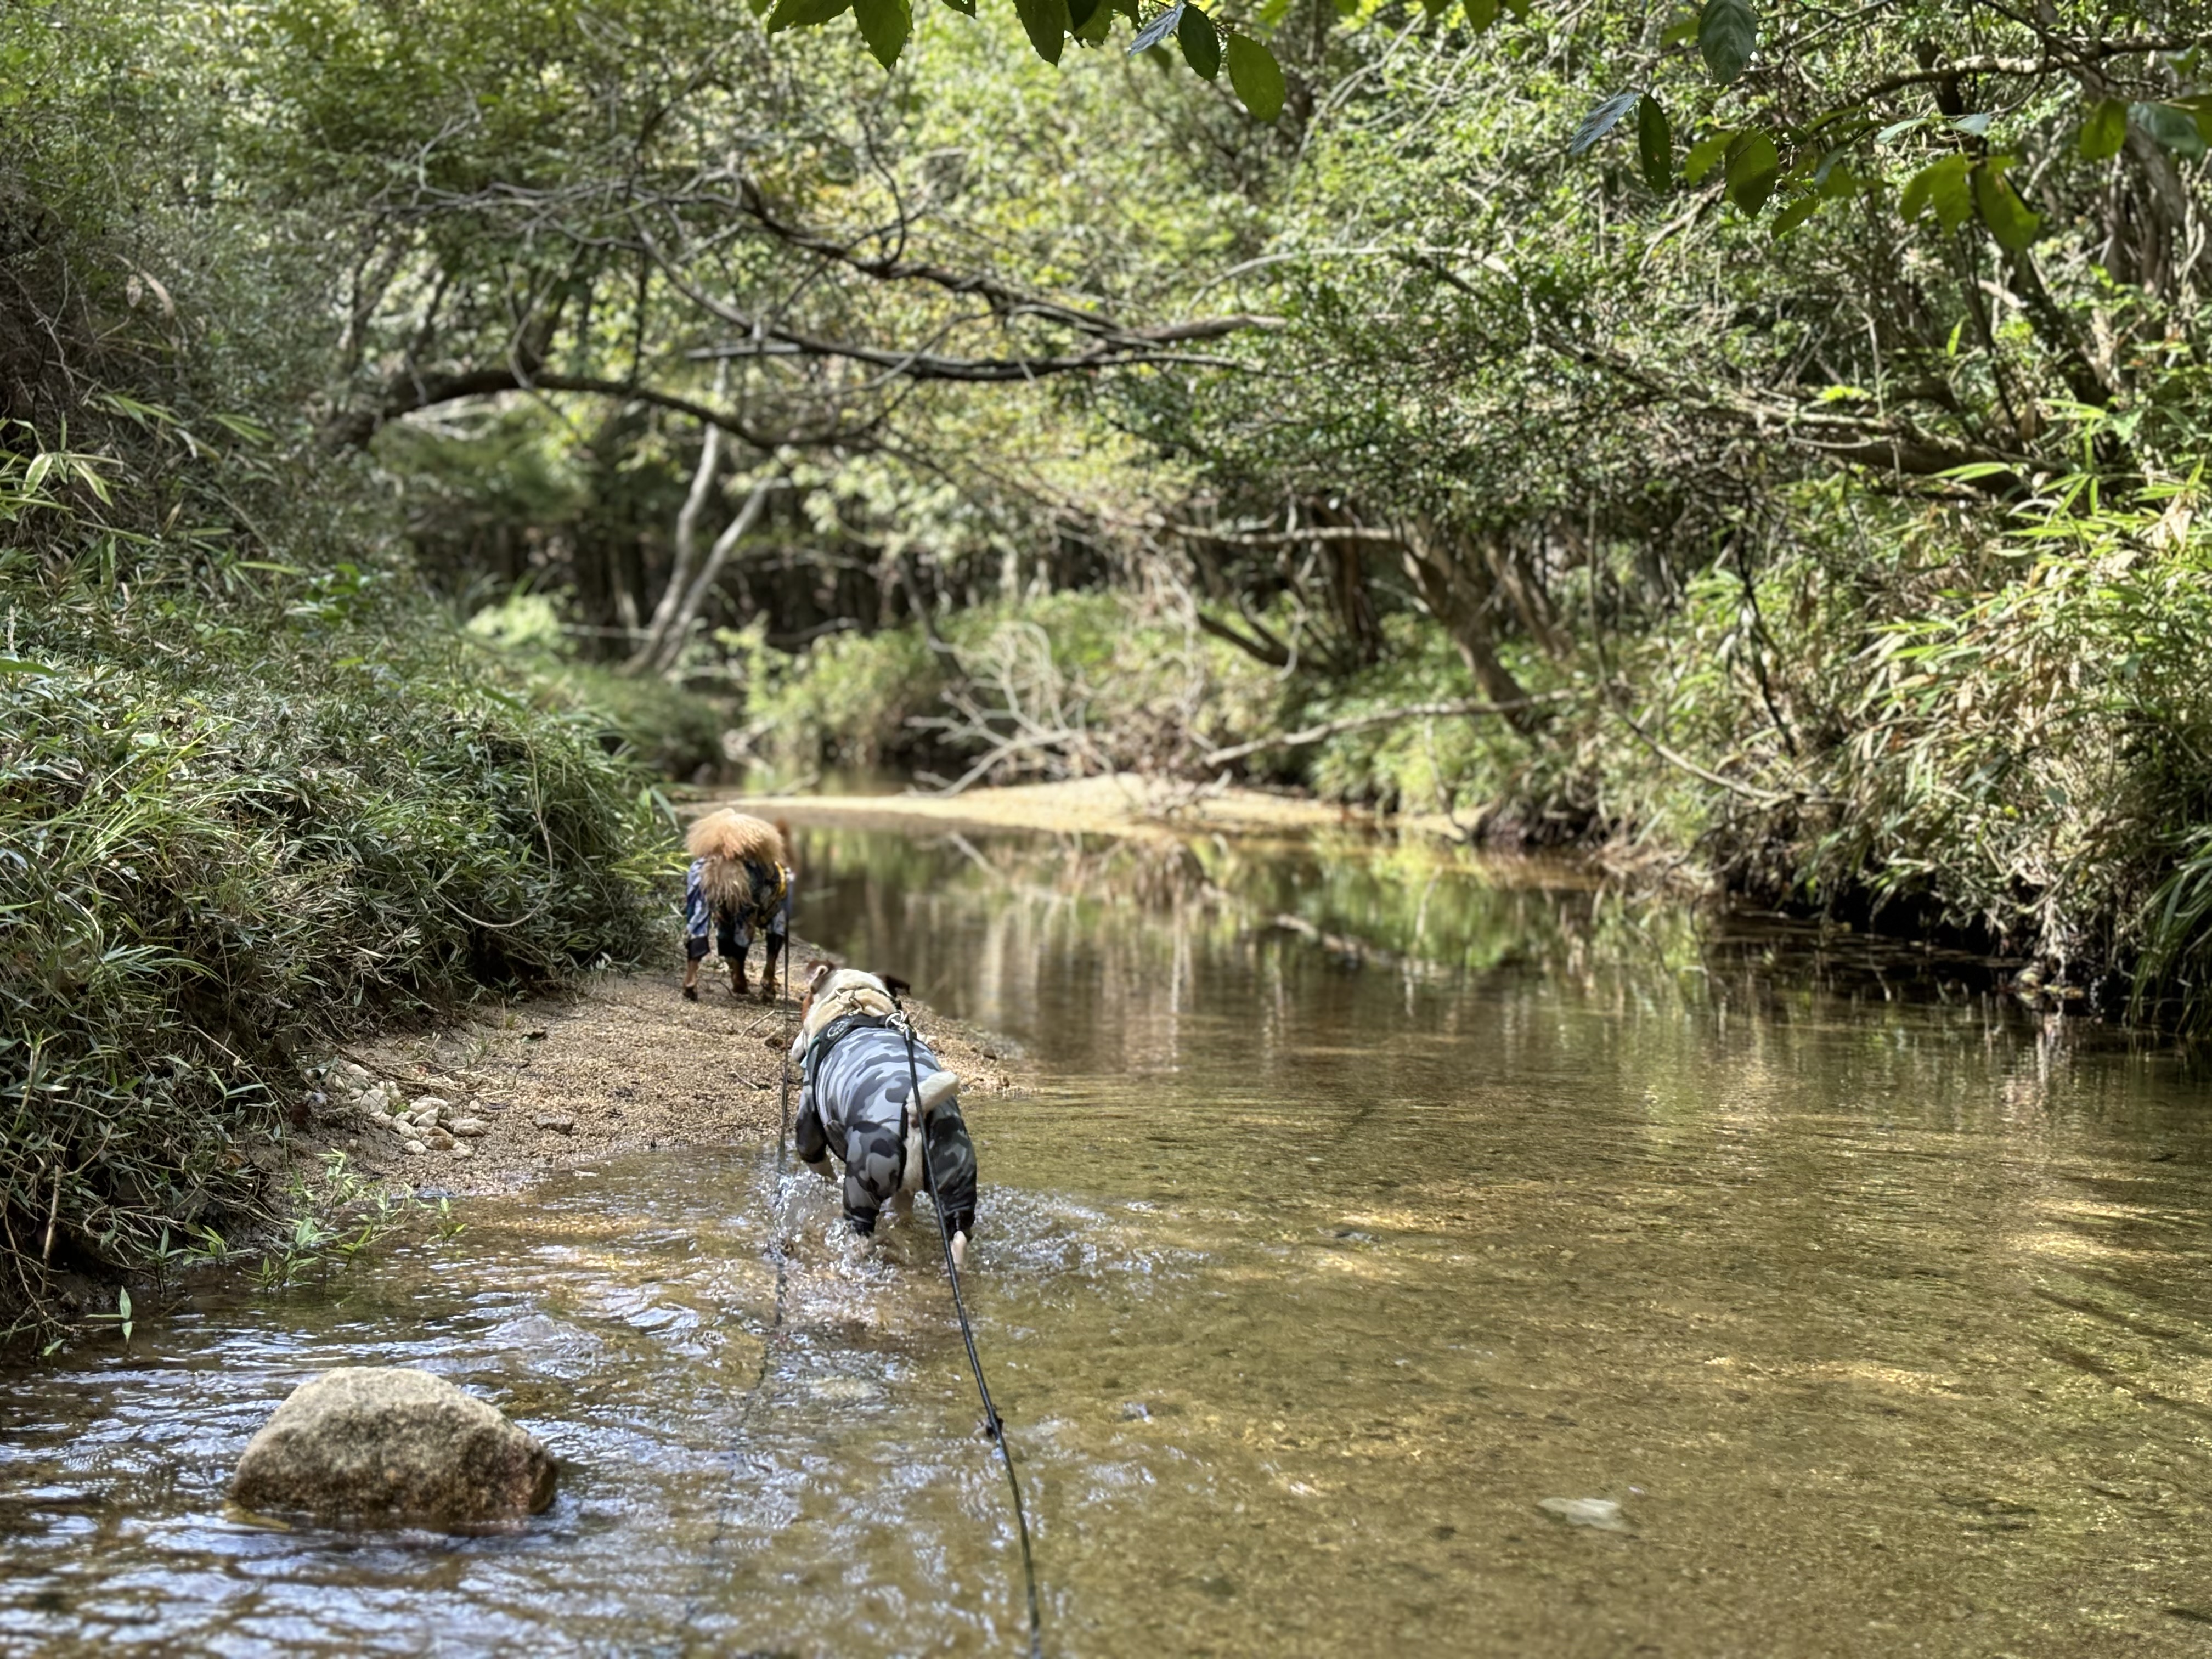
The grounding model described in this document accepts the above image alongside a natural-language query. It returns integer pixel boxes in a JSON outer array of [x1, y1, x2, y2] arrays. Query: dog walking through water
[[789, 963, 980, 1266], [681, 809, 793, 1002]]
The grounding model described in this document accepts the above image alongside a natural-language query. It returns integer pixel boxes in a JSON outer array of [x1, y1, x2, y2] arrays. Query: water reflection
[[4, 825, 2210, 1655]]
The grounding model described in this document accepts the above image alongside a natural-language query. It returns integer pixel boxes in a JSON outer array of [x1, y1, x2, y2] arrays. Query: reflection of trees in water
[[789, 823, 2176, 1109]]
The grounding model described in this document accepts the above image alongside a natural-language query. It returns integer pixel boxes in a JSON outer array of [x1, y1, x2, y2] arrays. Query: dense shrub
[[0, 593, 667, 1328]]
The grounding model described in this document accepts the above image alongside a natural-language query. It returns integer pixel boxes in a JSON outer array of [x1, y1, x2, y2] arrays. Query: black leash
[[683, 888, 797, 1640], [895, 1010, 1046, 1659]]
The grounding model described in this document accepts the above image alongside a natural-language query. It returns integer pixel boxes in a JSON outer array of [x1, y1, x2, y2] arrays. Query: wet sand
[[290, 952, 1024, 1197]]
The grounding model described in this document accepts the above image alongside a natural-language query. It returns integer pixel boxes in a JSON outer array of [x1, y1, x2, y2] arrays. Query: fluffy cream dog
[[681, 810, 792, 1000]]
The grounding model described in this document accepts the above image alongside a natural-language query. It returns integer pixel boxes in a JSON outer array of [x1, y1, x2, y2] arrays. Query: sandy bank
[[288, 956, 1023, 1198], [729, 772, 1460, 843]]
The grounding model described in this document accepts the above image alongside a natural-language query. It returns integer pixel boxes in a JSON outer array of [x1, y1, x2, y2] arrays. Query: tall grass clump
[[1, 570, 667, 1330], [0, 4, 686, 1330]]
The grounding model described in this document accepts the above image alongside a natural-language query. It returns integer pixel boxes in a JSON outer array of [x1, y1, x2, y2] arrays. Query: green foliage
[[1695, 0, 1756, 86], [1635, 95, 1671, 191], [0, 0, 688, 1331], [0, 596, 666, 1325], [754, 591, 1284, 778], [1226, 35, 1287, 121], [748, 625, 949, 770], [466, 592, 732, 780], [258, 1153, 459, 1291]]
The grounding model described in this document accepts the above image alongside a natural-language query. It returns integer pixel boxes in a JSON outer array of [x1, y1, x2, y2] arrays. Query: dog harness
[[683, 857, 789, 962], [795, 1013, 978, 1241]]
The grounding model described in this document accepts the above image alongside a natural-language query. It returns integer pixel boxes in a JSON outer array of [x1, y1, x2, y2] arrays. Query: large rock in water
[[230, 1366, 556, 1524]]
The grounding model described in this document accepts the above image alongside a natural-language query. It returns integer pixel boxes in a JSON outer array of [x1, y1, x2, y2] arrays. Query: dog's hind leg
[[719, 910, 749, 998]]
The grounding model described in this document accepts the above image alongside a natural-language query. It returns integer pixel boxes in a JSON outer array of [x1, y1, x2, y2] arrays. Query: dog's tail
[[915, 1069, 960, 1121]]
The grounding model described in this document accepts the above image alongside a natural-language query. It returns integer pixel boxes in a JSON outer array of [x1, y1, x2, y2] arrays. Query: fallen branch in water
[[1268, 913, 1474, 979], [1200, 694, 1568, 768], [1269, 912, 1400, 964]]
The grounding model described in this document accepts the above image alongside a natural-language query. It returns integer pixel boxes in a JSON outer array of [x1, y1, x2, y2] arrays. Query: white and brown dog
[[789, 964, 979, 1265]]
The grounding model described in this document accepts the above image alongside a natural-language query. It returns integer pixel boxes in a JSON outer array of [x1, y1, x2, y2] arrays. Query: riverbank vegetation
[[8, 0, 2212, 1325]]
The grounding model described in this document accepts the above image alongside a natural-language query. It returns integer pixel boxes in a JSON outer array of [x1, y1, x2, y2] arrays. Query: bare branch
[[1850, 34, 2212, 101]]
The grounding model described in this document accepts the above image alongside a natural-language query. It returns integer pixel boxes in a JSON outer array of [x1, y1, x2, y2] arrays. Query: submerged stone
[[230, 1367, 556, 1526], [1537, 1496, 1629, 1532]]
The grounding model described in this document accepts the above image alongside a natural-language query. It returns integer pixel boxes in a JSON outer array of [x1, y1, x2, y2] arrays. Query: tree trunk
[[1400, 516, 1538, 733], [642, 478, 775, 673], [627, 363, 729, 673]]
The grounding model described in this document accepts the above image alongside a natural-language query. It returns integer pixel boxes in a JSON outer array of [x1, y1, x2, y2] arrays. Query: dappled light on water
[[4, 825, 2211, 1654]]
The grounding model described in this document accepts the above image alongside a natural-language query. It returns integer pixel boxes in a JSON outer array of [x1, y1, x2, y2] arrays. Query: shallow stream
[[4, 825, 2211, 1655]]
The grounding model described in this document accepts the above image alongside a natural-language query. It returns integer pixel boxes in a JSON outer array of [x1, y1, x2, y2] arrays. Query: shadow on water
[[4, 823, 2211, 1655]]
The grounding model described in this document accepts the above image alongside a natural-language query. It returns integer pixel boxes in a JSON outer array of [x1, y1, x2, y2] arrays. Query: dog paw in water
[[681, 985, 698, 1002]]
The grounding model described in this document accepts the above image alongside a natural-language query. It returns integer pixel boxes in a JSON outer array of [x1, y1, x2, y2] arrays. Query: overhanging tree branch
[[324, 366, 883, 450]]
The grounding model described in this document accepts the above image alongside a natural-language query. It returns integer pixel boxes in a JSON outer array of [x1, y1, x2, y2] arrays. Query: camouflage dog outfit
[[795, 1018, 978, 1240]]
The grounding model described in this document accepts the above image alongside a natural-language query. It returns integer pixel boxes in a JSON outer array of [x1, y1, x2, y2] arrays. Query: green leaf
[[1684, 129, 1733, 183], [1697, 0, 1756, 84], [1771, 193, 1820, 238], [1014, 0, 1070, 59], [1660, 8, 1700, 46], [763, 0, 853, 31], [1225, 35, 1286, 121], [1724, 130, 1780, 213], [1950, 112, 1992, 138], [1568, 90, 1641, 158], [2175, 93, 2212, 145], [1068, 0, 1103, 28], [1500, 0, 1528, 20], [1073, 0, 1114, 40], [207, 411, 276, 444], [1177, 4, 1220, 76], [1128, 0, 1182, 51], [0, 659, 50, 675], [1972, 156, 2042, 251], [940, 0, 976, 15], [851, 0, 911, 66], [69, 459, 111, 505], [1900, 153, 1972, 233], [2129, 101, 2207, 161], [1462, 0, 1498, 30], [1638, 94, 1672, 191]]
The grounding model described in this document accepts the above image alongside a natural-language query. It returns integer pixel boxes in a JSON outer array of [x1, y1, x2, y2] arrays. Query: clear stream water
[[4, 825, 2211, 1656]]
